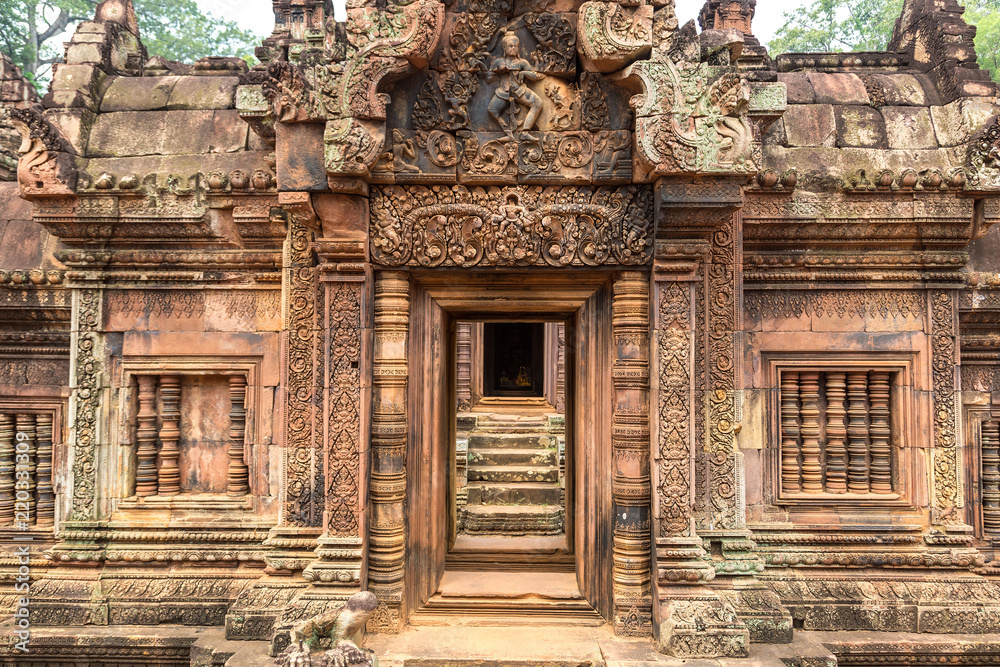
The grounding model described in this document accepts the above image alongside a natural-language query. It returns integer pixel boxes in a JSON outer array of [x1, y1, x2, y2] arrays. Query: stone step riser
[[468, 467, 559, 483], [468, 434, 559, 449], [468, 450, 557, 466], [467, 484, 562, 506]]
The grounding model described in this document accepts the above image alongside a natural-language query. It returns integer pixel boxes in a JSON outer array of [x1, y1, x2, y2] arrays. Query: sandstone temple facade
[[2, 0, 1000, 663]]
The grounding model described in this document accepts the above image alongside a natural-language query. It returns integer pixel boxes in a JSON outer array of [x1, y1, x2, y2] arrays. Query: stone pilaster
[[657, 178, 791, 645], [652, 248, 747, 657]]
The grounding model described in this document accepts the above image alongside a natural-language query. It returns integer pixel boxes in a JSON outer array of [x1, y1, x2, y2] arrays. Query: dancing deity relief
[[487, 33, 545, 136]]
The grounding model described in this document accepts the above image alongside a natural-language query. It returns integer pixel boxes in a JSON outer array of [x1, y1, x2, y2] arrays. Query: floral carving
[[744, 290, 925, 320], [931, 290, 959, 521], [327, 282, 362, 536], [525, 12, 576, 75], [284, 212, 323, 527], [658, 281, 692, 537], [968, 115, 1000, 191], [70, 288, 101, 520], [369, 185, 652, 267]]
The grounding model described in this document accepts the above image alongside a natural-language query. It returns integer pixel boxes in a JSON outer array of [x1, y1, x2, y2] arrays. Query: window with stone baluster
[[0, 404, 62, 532], [769, 359, 915, 505], [115, 357, 264, 513]]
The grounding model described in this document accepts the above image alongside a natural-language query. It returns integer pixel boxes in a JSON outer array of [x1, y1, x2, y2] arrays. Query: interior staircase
[[460, 413, 565, 536]]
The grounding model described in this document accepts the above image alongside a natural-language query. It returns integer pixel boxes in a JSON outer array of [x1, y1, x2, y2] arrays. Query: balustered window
[[0, 410, 57, 529], [981, 417, 1000, 537], [777, 368, 900, 499], [130, 373, 250, 498]]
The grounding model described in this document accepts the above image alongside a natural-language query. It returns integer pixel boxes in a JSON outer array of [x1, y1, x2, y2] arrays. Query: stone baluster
[[35, 413, 54, 526], [982, 418, 1000, 534], [135, 375, 159, 497], [368, 272, 410, 632], [0, 414, 13, 524], [868, 371, 892, 494], [16, 414, 36, 525], [227, 375, 250, 496], [846, 371, 870, 493], [556, 323, 566, 413], [779, 372, 801, 494], [157, 375, 182, 496], [611, 271, 652, 636], [824, 372, 848, 494], [456, 322, 472, 412], [798, 372, 822, 493]]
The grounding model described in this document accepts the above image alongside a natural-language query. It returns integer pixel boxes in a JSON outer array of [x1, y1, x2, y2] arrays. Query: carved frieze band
[[931, 290, 960, 521], [71, 287, 102, 521], [611, 271, 652, 637], [370, 185, 653, 268], [284, 214, 324, 527], [105, 289, 281, 321], [744, 290, 925, 321], [367, 272, 410, 634]]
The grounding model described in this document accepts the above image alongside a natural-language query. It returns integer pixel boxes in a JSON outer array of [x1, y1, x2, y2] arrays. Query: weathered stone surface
[[101, 77, 178, 112], [881, 106, 938, 149], [807, 72, 869, 105], [167, 75, 239, 110], [778, 72, 815, 104], [276, 122, 327, 192], [88, 109, 248, 156], [782, 105, 837, 147], [930, 97, 1000, 146], [834, 106, 887, 148]]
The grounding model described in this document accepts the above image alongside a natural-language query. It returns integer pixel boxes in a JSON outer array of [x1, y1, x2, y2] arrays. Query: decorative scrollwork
[[370, 185, 652, 268]]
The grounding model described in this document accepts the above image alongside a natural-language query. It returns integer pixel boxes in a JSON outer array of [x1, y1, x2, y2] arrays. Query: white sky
[[194, 0, 810, 48]]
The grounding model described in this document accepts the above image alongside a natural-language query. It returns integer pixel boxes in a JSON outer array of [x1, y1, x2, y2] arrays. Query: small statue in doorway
[[275, 591, 379, 667], [486, 32, 545, 136]]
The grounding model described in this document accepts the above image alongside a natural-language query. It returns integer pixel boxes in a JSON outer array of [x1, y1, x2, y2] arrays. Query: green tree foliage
[[965, 0, 1000, 82], [0, 0, 263, 90], [767, 0, 904, 54], [768, 0, 1000, 83]]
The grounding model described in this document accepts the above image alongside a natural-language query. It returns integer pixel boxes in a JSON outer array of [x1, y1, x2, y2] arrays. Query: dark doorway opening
[[483, 322, 545, 398]]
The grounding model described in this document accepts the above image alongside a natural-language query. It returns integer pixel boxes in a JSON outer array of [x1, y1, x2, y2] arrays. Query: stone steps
[[468, 433, 560, 449], [468, 447, 557, 466], [463, 504, 565, 535], [467, 481, 562, 506], [468, 464, 559, 483]]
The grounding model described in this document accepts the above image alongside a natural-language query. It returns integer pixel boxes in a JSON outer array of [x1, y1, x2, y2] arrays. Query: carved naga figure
[[486, 33, 545, 136], [275, 591, 380, 667]]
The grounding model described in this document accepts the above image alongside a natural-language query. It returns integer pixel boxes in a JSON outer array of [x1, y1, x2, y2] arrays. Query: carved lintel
[[370, 184, 653, 268]]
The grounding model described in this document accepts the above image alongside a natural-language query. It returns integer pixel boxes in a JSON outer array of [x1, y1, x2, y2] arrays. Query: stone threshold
[[5, 626, 1000, 666]]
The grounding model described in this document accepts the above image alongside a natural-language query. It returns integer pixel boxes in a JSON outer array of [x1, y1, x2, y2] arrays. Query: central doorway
[[453, 320, 568, 553], [403, 272, 614, 627]]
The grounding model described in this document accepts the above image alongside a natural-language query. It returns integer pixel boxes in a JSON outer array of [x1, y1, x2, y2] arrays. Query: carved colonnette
[[610, 270, 652, 636], [367, 272, 410, 633]]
